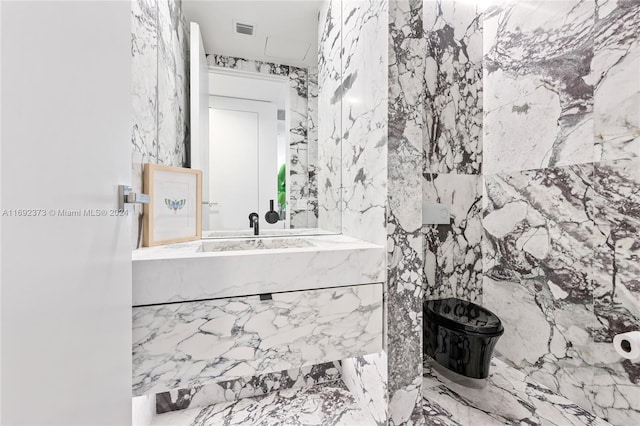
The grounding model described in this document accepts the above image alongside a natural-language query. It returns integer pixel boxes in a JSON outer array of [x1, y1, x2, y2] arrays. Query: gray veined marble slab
[[386, 0, 427, 424], [423, 173, 483, 304], [483, 0, 596, 174], [424, 0, 483, 175], [594, 0, 640, 161], [133, 234, 384, 306]]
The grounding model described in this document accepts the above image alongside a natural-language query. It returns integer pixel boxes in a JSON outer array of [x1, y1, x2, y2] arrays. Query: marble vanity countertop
[[133, 234, 385, 306]]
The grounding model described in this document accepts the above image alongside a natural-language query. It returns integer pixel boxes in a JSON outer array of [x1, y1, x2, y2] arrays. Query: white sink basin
[[132, 234, 386, 305], [198, 237, 314, 252]]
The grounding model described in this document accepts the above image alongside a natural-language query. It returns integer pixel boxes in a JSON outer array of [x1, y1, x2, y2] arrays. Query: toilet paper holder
[[613, 331, 640, 361]]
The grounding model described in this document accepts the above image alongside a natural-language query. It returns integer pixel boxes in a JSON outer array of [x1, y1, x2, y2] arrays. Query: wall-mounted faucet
[[265, 199, 280, 224], [248, 212, 259, 236]]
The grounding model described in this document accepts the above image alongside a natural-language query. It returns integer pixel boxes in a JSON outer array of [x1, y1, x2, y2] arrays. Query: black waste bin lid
[[424, 298, 504, 335]]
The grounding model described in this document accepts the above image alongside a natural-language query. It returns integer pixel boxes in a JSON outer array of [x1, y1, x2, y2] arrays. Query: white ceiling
[[183, 0, 324, 69]]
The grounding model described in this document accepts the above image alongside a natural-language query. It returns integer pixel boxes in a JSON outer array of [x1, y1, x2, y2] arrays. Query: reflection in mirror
[[184, 0, 342, 239]]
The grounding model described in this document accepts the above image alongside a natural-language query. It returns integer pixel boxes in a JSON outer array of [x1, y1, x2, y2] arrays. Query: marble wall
[[317, 0, 344, 234], [340, 0, 389, 246], [423, 0, 484, 305], [336, 0, 390, 423], [594, 0, 640, 160], [207, 54, 319, 229], [321, 1, 428, 424], [386, 0, 426, 424], [131, 0, 189, 247], [481, 1, 640, 425], [420, 1, 639, 424], [483, 161, 640, 425]]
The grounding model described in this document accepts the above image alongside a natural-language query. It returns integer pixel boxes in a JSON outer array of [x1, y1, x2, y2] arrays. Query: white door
[[1, 2, 132, 425], [208, 96, 280, 230], [189, 22, 210, 230]]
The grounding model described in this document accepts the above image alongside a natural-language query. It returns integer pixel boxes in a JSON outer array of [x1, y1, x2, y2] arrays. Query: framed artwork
[[143, 164, 202, 247]]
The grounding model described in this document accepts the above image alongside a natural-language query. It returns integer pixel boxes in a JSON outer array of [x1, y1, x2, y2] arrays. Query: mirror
[[184, 0, 342, 239]]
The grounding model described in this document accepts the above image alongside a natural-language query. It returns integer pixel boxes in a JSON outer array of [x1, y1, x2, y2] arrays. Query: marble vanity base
[[422, 358, 611, 426], [133, 284, 382, 396], [151, 381, 373, 426]]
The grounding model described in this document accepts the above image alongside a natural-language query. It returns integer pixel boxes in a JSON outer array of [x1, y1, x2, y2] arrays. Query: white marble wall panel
[[483, 1, 596, 175], [132, 0, 159, 248], [340, 0, 388, 247], [422, 1, 484, 313], [132, 284, 383, 396], [155, 361, 341, 414], [594, 0, 640, 161], [424, 0, 483, 174], [423, 173, 482, 303], [483, 161, 640, 425], [337, 2, 390, 423], [131, 0, 189, 248], [387, 0, 426, 424], [318, 0, 344, 234], [483, 165, 597, 412], [157, 0, 188, 167], [591, 157, 640, 425], [132, 0, 158, 165]]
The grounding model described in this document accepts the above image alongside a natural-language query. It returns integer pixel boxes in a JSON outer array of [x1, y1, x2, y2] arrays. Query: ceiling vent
[[234, 21, 254, 36]]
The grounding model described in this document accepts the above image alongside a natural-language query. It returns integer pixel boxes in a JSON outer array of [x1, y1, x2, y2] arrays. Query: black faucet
[[248, 212, 259, 236]]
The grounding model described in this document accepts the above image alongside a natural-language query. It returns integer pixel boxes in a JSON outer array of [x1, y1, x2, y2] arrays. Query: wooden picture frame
[[143, 163, 202, 247]]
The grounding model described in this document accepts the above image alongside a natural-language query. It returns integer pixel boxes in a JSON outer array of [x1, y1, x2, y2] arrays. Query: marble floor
[[152, 381, 374, 426], [151, 359, 615, 425], [422, 358, 611, 426]]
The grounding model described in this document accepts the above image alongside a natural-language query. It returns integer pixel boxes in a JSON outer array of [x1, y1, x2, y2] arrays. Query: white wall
[[1, 1, 132, 424]]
